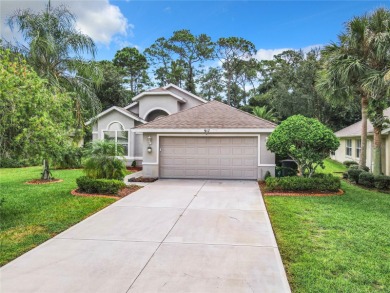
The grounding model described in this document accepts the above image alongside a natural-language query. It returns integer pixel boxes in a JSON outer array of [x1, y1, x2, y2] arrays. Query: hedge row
[[76, 176, 126, 195], [347, 169, 390, 190], [265, 174, 340, 192]]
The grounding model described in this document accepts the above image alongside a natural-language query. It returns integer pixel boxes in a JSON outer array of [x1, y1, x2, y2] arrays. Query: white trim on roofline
[[85, 106, 146, 125], [124, 102, 138, 110], [131, 91, 186, 103], [133, 128, 274, 133], [163, 84, 207, 103]]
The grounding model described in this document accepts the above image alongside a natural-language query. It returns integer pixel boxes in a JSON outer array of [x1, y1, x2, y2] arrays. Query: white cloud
[[255, 44, 323, 61], [1, 0, 132, 46]]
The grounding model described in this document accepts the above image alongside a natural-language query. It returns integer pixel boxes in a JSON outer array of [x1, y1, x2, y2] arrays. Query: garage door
[[159, 137, 258, 179]]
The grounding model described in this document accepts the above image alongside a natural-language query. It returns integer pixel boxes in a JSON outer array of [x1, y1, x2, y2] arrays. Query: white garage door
[[159, 137, 258, 179]]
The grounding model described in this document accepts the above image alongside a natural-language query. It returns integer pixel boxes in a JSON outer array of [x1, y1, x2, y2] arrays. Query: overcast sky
[[1, 0, 389, 61]]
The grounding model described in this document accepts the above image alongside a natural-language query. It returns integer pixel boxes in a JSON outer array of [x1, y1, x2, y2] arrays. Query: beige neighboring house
[[331, 107, 390, 175], [87, 84, 276, 180]]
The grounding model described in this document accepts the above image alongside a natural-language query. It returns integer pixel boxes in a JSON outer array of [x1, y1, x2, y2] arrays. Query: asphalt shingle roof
[[335, 107, 390, 137], [136, 101, 277, 129]]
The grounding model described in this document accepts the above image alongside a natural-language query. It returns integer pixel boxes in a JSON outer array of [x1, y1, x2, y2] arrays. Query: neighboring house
[[87, 84, 276, 180], [331, 107, 390, 175]]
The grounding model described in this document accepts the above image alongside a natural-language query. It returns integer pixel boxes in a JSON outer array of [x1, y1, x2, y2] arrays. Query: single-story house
[[331, 107, 390, 175], [87, 84, 276, 180]]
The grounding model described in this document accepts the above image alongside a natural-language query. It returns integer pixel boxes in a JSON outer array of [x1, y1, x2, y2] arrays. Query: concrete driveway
[[1, 180, 290, 293]]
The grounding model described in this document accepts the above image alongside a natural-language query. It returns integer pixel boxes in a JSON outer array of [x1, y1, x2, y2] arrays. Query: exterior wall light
[[147, 146, 152, 153], [147, 136, 152, 145]]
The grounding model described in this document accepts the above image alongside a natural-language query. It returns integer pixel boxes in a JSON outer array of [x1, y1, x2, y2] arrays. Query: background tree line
[[1, 4, 389, 173]]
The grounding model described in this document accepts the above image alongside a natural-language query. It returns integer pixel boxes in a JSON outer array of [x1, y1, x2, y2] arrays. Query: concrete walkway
[[0, 180, 291, 293]]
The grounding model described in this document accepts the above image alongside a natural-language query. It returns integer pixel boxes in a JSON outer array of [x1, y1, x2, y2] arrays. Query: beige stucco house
[[331, 107, 390, 175], [87, 84, 276, 180]]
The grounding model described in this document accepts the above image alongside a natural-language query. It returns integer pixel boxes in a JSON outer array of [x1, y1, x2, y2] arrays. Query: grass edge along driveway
[[0, 167, 116, 266], [264, 159, 390, 292]]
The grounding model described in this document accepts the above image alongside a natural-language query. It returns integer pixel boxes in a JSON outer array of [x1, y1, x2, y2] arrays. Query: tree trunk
[[359, 95, 368, 169], [372, 125, 382, 175], [41, 159, 52, 180]]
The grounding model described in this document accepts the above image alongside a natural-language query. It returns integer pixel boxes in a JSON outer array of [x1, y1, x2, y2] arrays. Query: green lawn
[[265, 159, 390, 292], [0, 167, 115, 266]]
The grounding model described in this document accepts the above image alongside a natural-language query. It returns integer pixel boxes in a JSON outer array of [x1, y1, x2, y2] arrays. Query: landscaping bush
[[347, 168, 364, 183], [0, 158, 25, 168], [343, 160, 358, 167], [76, 176, 126, 195], [264, 171, 271, 180], [359, 172, 375, 188], [83, 141, 126, 180], [265, 174, 340, 192], [342, 172, 348, 179], [374, 175, 390, 190], [349, 165, 370, 172], [54, 146, 83, 169]]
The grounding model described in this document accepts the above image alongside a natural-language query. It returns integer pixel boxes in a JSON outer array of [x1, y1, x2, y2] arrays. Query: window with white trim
[[356, 139, 361, 159], [103, 122, 129, 156], [346, 139, 352, 156]]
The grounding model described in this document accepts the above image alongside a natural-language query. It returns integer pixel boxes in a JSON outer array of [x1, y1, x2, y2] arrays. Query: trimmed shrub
[[342, 172, 348, 179], [349, 165, 370, 172], [374, 175, 390, 190], [343, 160, 358, 167], [359, 172, 375, 188], [76, 176, 126, 195], [264, 171, 271, 180], [131, 160, 137, 168], [347, 168, 364, 183], [265, 174, 340, 192]]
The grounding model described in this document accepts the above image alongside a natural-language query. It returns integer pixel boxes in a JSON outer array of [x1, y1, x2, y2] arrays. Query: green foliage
[[0, 48, 75, 167], [343, 160, 358, 167], [349, 164, 370, 172], [266, 115, 340, 177], [358, 171, 375, 188], [83, 140, 126, 180], [53, 146, 83, 169], [113, 47, 150, 97], [131, 160, 137, 168], [94, 61, 130, 109], [265, 174, 340, 192], [7, 4, 102, 122], [76, 176, 126, 195], [252, 106, 278, 122], [0, 158, 26, 168], [374, 175, 390, 190], [347, 168, 364, 183]]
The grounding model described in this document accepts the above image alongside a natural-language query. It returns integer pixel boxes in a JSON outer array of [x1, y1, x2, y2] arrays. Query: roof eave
[[133, 128, 275, 133]]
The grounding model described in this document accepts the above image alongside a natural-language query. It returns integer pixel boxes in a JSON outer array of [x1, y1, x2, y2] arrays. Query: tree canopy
[[266, 115, 340, 177], [0, 48, 74, 167]]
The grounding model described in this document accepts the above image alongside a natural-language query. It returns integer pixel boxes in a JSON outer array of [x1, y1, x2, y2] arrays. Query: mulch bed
[[258, 181, 344, 197], [71, 185, 142, 199], [26, 179, 63, 185], [128, 177, 158, 183], [126, 167, 142, 172]]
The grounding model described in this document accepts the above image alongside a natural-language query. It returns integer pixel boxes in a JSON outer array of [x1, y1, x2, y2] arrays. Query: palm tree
[[252, 106, 279, 123], [7, 3, 102, 125], [361, 8, 390, 174], [318, 8, 390, 172]]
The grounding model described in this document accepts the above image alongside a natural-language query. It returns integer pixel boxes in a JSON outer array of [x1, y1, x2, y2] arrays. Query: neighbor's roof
[[335, 107, 390, 137], [135, 101, 277, 130]]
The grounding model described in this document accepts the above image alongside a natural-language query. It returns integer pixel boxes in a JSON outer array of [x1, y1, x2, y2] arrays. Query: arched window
[[103, 122, 129, 156]]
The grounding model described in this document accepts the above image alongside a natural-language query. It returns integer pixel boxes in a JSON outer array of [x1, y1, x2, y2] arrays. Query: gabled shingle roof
[[335, 107, 390, 137], [136, 101, 277, 129]]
